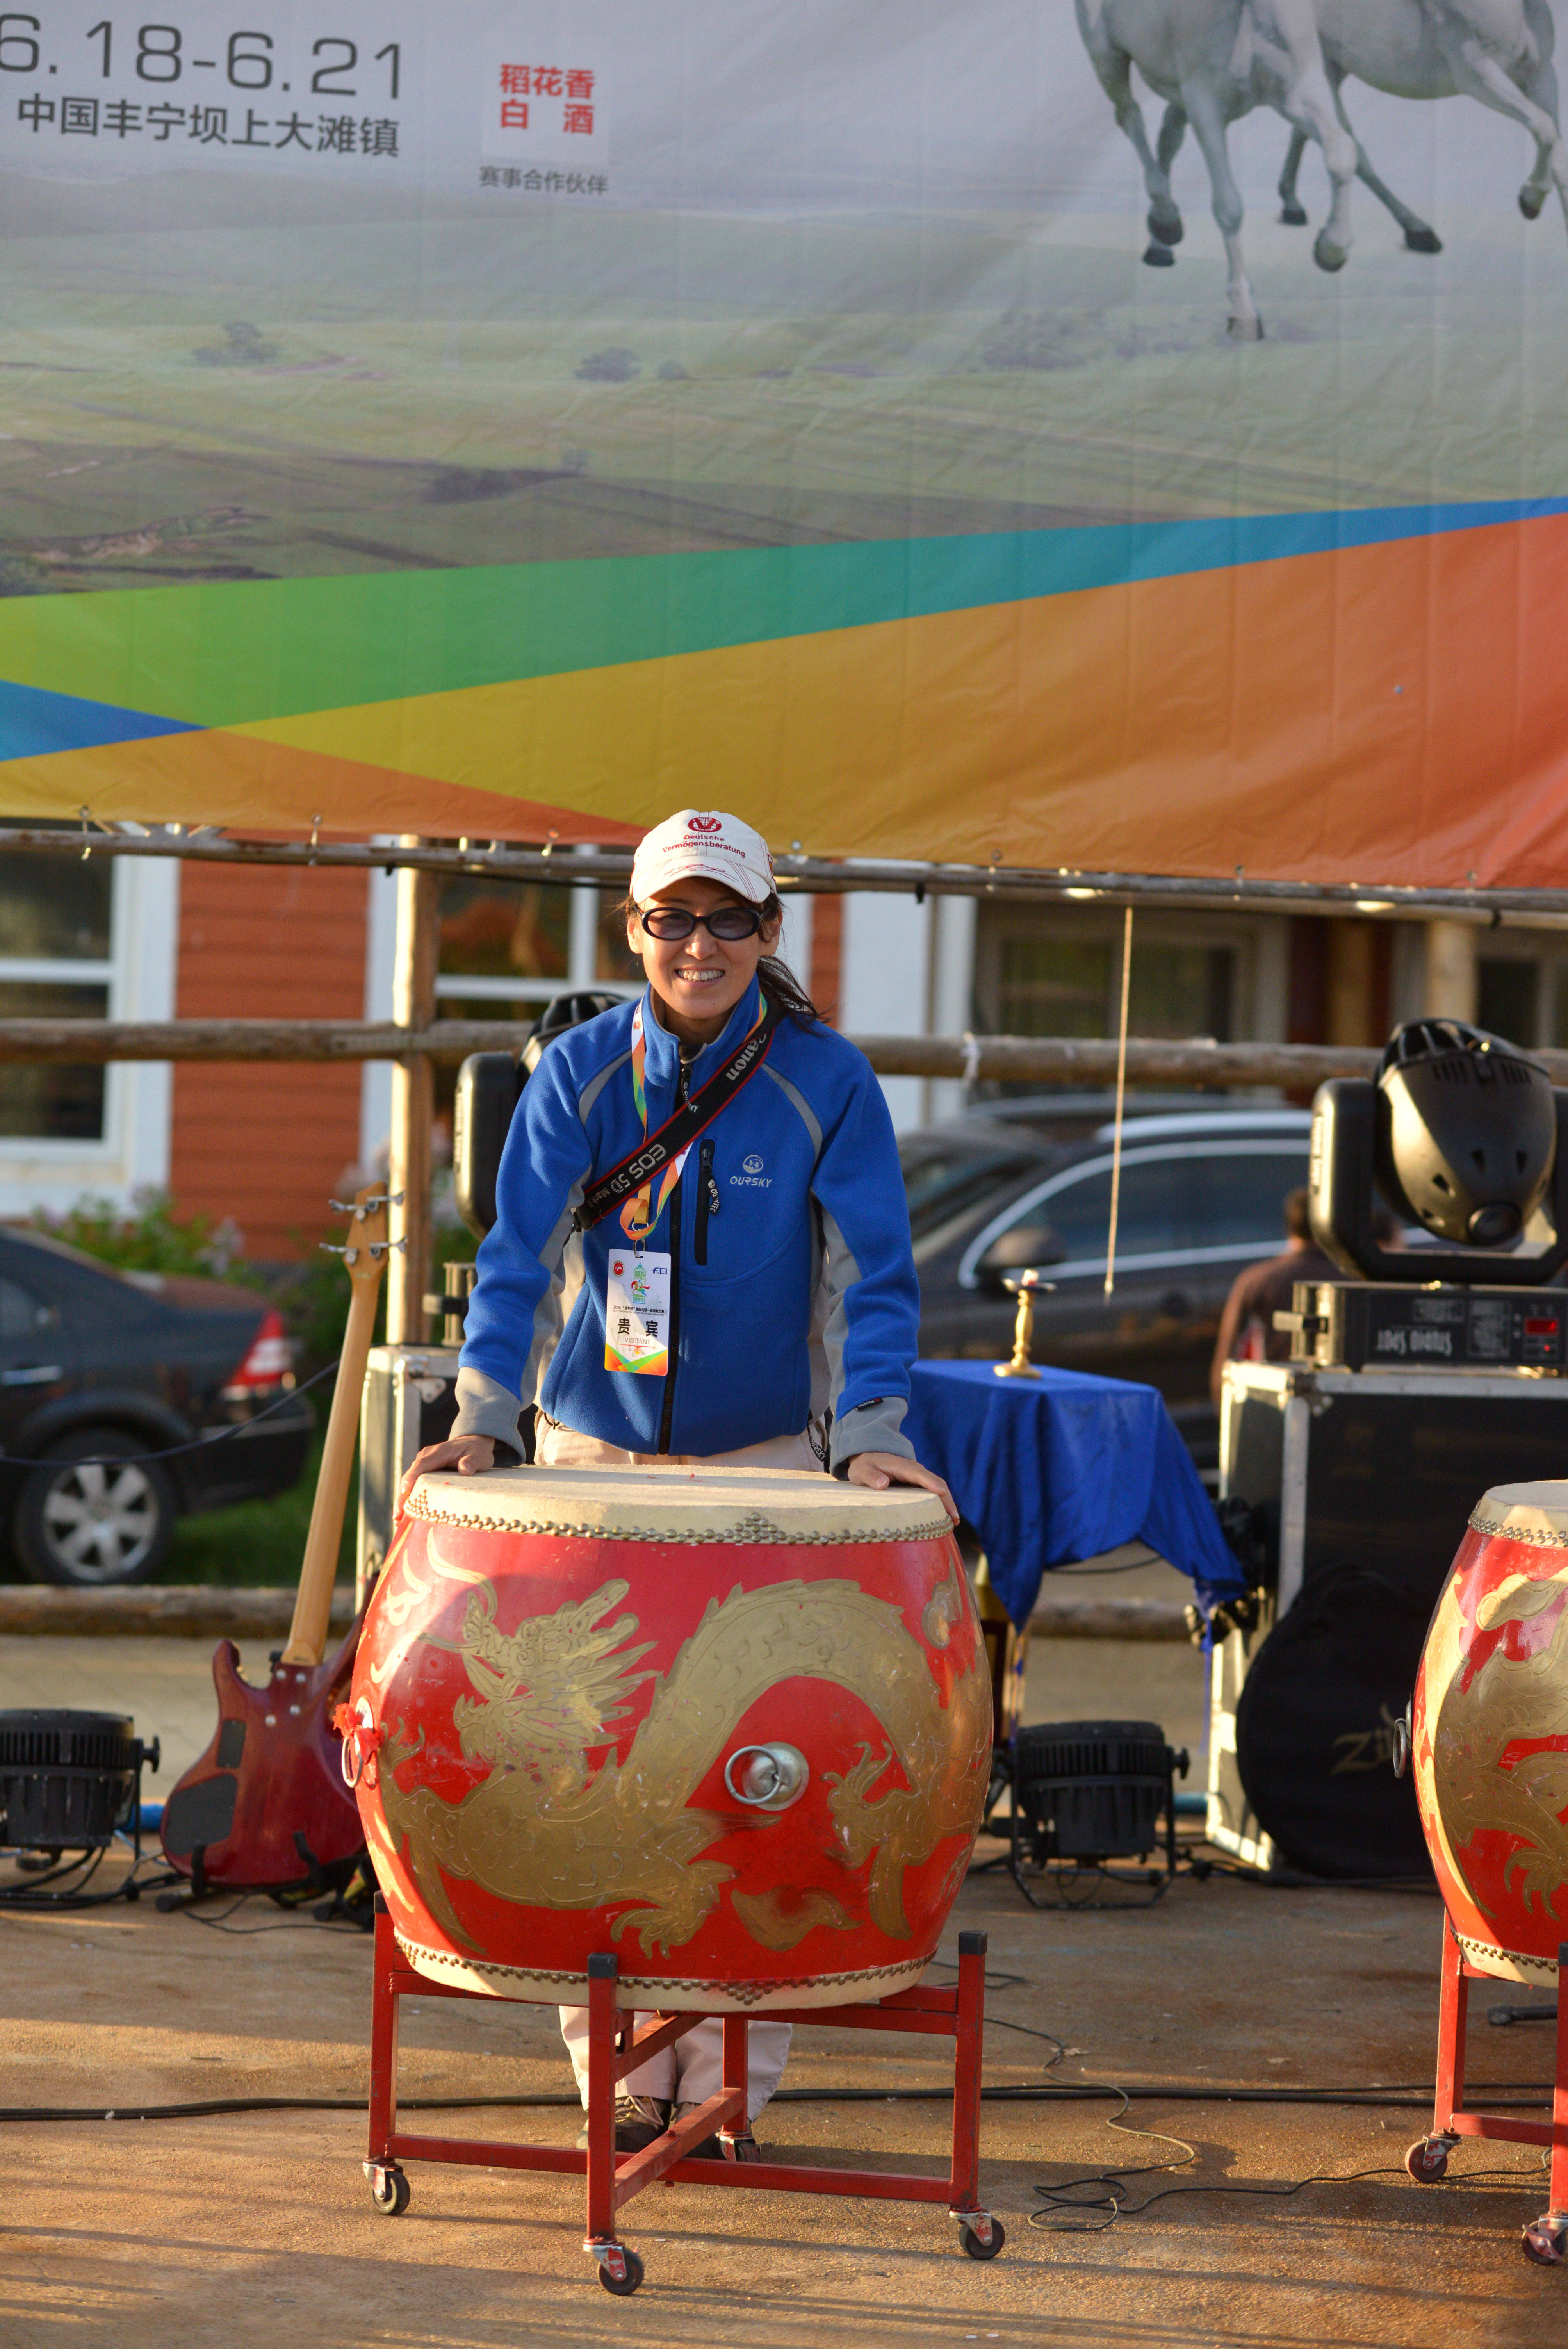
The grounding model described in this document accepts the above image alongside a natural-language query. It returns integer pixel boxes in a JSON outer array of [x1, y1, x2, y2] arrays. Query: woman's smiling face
[[628, 876, 780, 1043]]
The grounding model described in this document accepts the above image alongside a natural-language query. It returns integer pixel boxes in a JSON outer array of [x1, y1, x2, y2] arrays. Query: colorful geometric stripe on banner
[[2, 495, 1567, 886]]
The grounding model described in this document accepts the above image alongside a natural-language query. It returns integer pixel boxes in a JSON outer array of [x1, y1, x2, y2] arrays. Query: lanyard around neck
[[615, 994, 767, 1244]]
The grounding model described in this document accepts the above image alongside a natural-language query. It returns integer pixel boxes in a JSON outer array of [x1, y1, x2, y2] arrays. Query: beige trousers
[[539, 1413, 815, 2121]]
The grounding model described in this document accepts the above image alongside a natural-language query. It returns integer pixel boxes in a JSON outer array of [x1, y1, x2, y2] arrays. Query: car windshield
[[900, 1139, 1042, 1243]]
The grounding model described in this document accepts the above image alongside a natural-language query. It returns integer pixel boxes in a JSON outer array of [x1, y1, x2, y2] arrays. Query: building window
[[0, 852, 113, 1141], [434, 869, 641, 1023], [1479, 955, 1544, 1049], [987, 925, 1236, 1042]]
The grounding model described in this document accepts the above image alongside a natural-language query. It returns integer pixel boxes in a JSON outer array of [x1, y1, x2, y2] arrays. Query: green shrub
[[30, 1186, 246, 1280]]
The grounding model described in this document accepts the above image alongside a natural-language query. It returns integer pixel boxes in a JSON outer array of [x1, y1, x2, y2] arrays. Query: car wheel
[[15, 1431, 176, 1587]]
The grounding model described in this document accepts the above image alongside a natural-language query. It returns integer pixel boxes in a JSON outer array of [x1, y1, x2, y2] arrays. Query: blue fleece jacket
[[453, 979, 920, 1468]]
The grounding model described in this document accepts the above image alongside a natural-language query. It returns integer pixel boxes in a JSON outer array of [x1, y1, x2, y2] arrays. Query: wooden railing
[[0, 1021, 1562, 1090]]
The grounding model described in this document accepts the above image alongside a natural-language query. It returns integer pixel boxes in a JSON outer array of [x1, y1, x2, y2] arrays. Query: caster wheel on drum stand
[[1404, 2137, 1452, 2184], [957, 2215, 1005, 2260], [367, 2165, 411, 2217], [1522, 2213, 1568, 2265], [594, 2246, 645, 2296]]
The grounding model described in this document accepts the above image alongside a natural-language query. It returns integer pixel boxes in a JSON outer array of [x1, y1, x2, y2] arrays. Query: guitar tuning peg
[[326, 1197, 355, 1214], [319, 1242, 349, 1257]]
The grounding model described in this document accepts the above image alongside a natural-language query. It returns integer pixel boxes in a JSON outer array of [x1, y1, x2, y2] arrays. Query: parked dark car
[[0, 1226, 313, 1585], [905, 1101, 1314, 1470]]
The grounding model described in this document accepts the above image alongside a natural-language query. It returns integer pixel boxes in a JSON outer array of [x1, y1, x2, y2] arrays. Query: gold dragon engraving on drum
[[374, 1547, 991, 1957], [1432, 1568, 1568, 1919]]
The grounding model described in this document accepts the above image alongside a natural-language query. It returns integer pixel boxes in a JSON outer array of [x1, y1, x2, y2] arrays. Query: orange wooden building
[[0, 839, 1539, 1264]]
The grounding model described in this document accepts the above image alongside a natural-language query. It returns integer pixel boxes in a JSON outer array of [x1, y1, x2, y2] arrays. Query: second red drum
[[345, 1463, 992, 2010], [1413, 1479, 1568, 1984]]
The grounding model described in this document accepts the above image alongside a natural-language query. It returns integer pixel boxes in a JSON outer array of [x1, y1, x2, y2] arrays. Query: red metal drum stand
[[363, 1898, 1004, 2296], [1406, 1915, 1568, 2265]]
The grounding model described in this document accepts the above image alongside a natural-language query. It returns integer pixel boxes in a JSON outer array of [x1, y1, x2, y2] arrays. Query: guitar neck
[[282, 1209, 388, 1666]]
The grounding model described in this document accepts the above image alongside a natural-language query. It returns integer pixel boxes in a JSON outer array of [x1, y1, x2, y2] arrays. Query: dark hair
[[1284, 1187, 1311, 1241], [621, 888, 825, 1028]]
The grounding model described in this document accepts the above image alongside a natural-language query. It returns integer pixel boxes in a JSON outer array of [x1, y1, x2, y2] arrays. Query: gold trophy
[[994, 1269, 1052, 1379]]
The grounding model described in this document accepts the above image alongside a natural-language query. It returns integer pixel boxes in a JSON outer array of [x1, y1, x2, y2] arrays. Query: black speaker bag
[[1233, 1561, 1431, 1879]]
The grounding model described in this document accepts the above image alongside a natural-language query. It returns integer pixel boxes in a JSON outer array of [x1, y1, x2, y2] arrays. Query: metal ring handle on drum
[[340, 1696, 380, 1791], [1390, 1703, 1411, 1780], [723, 1743, 809, 1812]]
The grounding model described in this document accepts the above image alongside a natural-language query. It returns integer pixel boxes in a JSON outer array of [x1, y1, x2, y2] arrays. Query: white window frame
[[0, 855, 178, 1219]]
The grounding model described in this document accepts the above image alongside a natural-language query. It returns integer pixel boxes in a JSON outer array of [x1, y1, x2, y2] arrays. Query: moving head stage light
[[1295, 1020, 1568, 1374], [1312, 1018, 1568, 1286]]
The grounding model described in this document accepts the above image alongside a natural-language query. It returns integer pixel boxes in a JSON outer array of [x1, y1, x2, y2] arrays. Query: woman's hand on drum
[[399, 1434, 497, 1505], [846, 1451, 959, 1524]]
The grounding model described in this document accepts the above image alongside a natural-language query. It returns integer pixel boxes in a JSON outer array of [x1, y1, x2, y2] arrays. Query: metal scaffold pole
[[386, 848, 440, 1347]]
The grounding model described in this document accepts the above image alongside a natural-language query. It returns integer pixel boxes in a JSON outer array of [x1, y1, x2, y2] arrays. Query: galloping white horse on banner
[[1271, 0, 1568, 250], [1075, 0, 1359, 339]]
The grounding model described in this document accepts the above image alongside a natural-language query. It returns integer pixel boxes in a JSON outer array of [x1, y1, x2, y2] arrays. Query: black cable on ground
[[0, 2081, 1557, 2124], [0, 1849, 184, 1911], [1029, 2158, 1550, 2235]]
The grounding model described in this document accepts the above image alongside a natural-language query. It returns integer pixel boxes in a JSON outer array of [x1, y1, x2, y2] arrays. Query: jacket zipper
[[657, 1054, 693, 1455], [657, 1212, 681, 1454], [695, 1139, 718, 1265]]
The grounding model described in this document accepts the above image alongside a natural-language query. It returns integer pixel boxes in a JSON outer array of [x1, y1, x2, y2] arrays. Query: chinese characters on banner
[[14, 95, 399, 153], [482, 50, 608, 175], [479, 167, 606, 194]]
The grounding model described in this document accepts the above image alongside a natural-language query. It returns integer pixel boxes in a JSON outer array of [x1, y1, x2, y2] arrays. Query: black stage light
[[1006, 1719, 1186, 1907], [1376, 1019, 1557, 1247], [0, 1710, 157, 1852]]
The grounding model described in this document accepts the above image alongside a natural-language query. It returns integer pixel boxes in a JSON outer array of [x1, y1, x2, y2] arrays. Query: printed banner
[[1, 1, 1567, 884]]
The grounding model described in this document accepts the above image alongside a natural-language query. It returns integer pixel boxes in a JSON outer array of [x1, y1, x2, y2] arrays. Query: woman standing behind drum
[[403, 806, 956, 2156]]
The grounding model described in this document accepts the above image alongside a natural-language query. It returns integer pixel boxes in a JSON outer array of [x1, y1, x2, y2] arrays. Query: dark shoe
[[675, 2101, 760, 2161], [576, 2094, 670, 2153]]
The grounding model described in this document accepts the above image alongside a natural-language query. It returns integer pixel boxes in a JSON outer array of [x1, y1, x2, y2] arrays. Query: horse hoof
[[1404, 226, 1443, 253], [1313, 233, 1348, 273], [1520, 185, 1547, 221], [1226, 314, 1264, 343], [1147, 211, 1183, 247], [1142, 243, 1177, 269], [1279, 202, 1308, 227]]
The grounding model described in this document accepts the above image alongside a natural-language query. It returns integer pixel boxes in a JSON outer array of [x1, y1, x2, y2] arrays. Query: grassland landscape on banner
[[0, 0, 1566, 878]]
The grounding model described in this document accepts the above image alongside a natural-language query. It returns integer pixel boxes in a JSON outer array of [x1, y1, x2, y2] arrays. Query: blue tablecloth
[[903, 1359, 1244, 1629]]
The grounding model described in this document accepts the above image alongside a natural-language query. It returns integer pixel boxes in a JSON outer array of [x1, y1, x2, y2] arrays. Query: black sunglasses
[[636, 903, 764, 942]]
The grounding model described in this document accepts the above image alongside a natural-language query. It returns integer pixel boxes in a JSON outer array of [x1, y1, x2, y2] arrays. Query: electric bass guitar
[[160, 1187, 394, 1896]]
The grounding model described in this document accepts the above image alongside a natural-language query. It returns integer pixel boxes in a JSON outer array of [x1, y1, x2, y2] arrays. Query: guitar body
[[160, 1183, 392, 1896], [161, 1625, 364, 1891]]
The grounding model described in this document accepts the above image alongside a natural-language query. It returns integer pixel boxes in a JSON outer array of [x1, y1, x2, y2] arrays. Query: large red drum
[[346, 1463, 992, 2010], [1413, 1481, 1568, 1984]]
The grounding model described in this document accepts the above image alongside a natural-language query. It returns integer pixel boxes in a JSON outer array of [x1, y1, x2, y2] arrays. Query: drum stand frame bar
[[364, 1900, 998, 2294], [1413, 1912, 1568, 2263]]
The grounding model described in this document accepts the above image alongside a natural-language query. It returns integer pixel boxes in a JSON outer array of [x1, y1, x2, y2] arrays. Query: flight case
[[1206, 1358, 1568, 1870]]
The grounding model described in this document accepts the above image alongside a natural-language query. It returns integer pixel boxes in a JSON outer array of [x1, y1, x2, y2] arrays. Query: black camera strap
[[573, 998, 780, 1234]]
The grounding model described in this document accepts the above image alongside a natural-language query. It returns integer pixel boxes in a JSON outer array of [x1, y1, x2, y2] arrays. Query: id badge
[[605, 1248, 672, 1376]]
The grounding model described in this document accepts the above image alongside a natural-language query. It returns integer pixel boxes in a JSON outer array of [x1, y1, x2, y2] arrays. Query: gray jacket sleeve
[[829, 1390, 914, 1476], [451, 1365, 528, 1465]]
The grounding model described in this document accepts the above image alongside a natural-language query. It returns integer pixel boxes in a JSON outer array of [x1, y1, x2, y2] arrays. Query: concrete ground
[[1, 1599, 1563, 2349]]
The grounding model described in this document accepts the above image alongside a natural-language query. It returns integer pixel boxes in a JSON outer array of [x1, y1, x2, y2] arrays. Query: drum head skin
[[1414, 1480, 1568, 1984], [349, 1465, 991, 2009]]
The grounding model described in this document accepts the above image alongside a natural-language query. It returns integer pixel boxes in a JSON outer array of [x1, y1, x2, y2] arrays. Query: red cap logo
[[687, 815, 722, 834]]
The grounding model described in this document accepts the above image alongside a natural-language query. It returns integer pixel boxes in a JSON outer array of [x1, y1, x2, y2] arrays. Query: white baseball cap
[[630, 809, 775, 907]]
